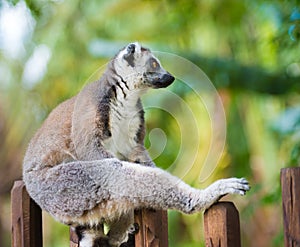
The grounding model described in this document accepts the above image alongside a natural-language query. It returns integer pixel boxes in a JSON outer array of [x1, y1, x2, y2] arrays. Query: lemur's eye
[[152, 61, 158, 68], [150, 58, 159, 69], [127, 44, 135, 54]]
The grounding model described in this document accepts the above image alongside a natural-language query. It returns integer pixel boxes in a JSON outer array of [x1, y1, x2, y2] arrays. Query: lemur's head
[[113, 42, 175, 90]]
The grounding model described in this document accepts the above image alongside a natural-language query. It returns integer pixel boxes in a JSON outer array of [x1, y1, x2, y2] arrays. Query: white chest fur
[[103, 97, 141, 160]]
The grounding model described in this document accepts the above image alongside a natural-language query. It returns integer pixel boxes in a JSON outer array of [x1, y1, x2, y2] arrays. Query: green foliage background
[[1, 0, 300, 246]]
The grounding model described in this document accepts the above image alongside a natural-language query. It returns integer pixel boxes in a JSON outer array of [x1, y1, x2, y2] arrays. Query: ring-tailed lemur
[[23, 42, 250, 247]]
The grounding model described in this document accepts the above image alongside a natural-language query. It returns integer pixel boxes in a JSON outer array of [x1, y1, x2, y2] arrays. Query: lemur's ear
[[126, 43, 135, 55], [123, 43, 136, 67]]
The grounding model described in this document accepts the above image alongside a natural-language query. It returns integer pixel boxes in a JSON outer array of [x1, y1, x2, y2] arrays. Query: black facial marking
[[124, 54, 135, 67]]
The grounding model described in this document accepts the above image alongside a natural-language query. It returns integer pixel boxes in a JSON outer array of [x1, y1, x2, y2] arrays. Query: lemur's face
[[114, 42, 175, 90]]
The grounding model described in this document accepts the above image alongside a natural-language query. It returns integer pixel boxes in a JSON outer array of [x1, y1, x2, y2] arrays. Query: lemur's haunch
[[23, 42, 250, 247]]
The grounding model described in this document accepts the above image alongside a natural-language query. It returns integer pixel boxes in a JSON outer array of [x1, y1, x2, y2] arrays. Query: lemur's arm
[[71, 84, 115, 161], [128, 145, 156, 167], [24, 158, 249, 222], [126, 99, 156, 167]]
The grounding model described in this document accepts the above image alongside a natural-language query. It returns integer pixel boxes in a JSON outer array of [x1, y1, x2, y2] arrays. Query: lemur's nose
[[153, 72, 175, 88], [161, 73, 175, 84], [144, 71, 175, 88]]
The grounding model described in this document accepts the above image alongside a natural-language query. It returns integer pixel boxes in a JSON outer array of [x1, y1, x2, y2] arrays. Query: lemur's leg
[[107, 210, 135, 247], [24, 158, 249, 222], [86, 159, 249, 214]]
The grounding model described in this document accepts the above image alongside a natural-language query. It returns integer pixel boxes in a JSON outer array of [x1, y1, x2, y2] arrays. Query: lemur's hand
[[188, 178, 250, 213], [209, 177, 250, 196]]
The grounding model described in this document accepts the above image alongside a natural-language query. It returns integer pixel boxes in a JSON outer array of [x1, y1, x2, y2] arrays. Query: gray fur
[[23, 42, 249, 247]]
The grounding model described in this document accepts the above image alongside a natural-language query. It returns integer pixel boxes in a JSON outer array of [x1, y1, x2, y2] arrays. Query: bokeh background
[[1, 0, 300, 246]]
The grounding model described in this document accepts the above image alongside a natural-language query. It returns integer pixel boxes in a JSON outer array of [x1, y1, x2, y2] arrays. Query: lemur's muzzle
[[144, 71, 175, 88]]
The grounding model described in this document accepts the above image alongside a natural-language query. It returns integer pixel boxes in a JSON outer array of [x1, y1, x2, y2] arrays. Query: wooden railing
[[11, 167, 300, 247]]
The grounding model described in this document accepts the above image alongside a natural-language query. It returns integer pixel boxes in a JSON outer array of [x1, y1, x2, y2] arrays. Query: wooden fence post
[[11, 180, 43, 247], [204, 202, 241, 247], [281, 167, 300, 247], [134, 209, 168, 247]]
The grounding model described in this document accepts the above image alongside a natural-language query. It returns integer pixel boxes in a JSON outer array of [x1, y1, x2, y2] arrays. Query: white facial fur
[[113, 42, 162, 90]]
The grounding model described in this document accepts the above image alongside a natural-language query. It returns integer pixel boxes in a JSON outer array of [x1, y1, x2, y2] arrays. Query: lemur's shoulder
[[24, 80, 108, 170], [32, 96, 76, 147]]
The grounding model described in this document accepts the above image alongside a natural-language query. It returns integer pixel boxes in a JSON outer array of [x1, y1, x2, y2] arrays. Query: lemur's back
[[23, 96, 77, 173], [24, 77, 113, 173]]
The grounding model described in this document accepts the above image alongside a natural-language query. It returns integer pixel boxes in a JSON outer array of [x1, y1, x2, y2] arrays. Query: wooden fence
[[11, 167, 300, 247]]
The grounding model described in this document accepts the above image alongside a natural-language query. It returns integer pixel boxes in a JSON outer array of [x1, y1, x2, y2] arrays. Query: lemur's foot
[[108, 223, 139, 247], [118, 223, 138, 247]]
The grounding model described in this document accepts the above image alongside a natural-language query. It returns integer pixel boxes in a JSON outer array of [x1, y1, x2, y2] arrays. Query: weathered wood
[[134, 209, 168, 247], [70, 227, 80, 247], [281, 167, 300, 247], [11, 180, 43, 247], [204, 202, 241, 247]]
